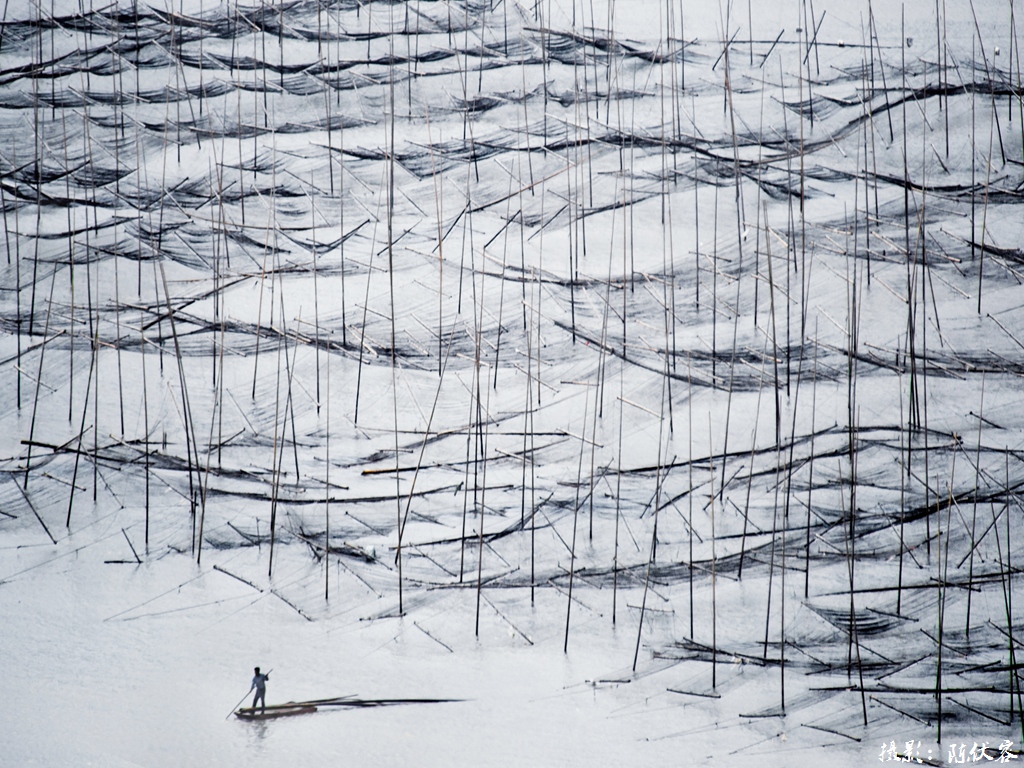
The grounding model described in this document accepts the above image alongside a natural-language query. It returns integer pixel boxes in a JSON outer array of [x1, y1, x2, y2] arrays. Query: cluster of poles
[[2, 0, 1023, 745]]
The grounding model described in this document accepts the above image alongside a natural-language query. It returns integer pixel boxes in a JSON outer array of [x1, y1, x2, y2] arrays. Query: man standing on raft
[[250, 667, 270, 712]]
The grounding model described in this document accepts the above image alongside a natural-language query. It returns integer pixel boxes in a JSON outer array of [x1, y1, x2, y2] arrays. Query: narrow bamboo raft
[[235, 703, 318, 720], [235, 695, 461, 720]]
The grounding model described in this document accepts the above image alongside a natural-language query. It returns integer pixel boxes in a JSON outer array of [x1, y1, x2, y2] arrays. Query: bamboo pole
[[966, 374, 985, 635], [709, 413, 717, 689], [564, 383, 589, 653]]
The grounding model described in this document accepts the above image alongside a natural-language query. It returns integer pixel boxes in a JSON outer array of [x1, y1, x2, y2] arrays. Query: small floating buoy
[[995, 46, 1001, 56], [837, 39, 845, 48]]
